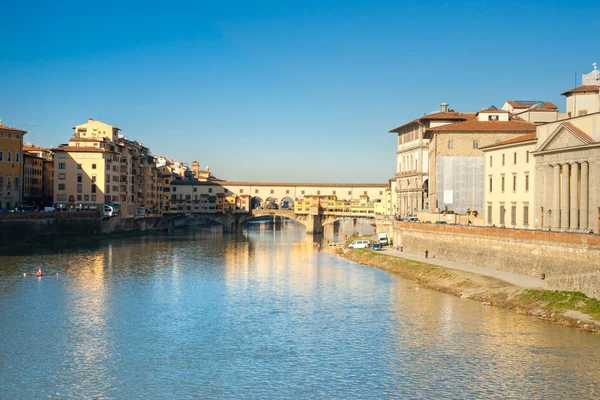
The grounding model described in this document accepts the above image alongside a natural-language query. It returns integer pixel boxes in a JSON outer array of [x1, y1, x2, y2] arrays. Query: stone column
[[552, 164, 560, 229], [581, 162, 589, 230], [570, 163, 579, 229], [561, 163, 570, 229]]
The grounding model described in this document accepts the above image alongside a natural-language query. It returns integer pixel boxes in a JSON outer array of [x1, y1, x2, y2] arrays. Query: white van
[[377, 233, 389, 245], [348, 240, 370, 249]]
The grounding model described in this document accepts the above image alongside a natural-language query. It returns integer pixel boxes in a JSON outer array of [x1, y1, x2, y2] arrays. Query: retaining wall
[[390, 222, 600, 298]]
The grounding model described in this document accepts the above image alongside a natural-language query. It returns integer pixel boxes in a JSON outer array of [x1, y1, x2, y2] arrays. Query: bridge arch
[[265, 197, 278, 209], [281, 196, 294, 210], [251, 196, 263, 210]]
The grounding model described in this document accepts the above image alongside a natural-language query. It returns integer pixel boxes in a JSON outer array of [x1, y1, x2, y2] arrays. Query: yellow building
[[0, 124, 27, 210]]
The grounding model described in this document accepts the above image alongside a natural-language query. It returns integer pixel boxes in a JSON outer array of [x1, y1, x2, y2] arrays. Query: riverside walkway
[[375, 247, 545, 289]]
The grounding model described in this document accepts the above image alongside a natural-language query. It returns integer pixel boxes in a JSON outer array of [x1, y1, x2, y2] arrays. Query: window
[[525, 174, 529, 192], [333, 191, 336, 195], [489, 156, 492, 167], [286, 190, 290, 194], [513, 152, 517, 165], [500, 204, 505, 225], [255, 189, 259, 194], [270, 189, 274, 194], [526, 151, 530, 163], [511, 205, 517, 225], [0, 151, 2, 161], [92, 174, 96, 183], [58, 184, 65, 190], [57, 194, 66, 201], [523, 204, 529, 226], [240, 189, 244, 194], [77, 164, 82, 170], [501, 175, 505, 192], [473, 140, 479, 149], [512, 175, 517, 192], [16, 152, 19, 162], [193, 188, 197, 192], [348, 191, 351, 195], [91, 184, 97, 193], [77, 195, 82, 201], [317, 191, 321, 195], [59, 173, 66, 180], [84, 195, 89, 201], [77, 174, 82, 183], [487, 205, 492, 224], [489, 176, 493, 192], [91, 195, 96, 201], [448, 140, 453, 149], [92, 164, 96, 169], [172, 187, 177, 192], [502, 154, 505, 166], [7, 152, 11, 162], [301, 190, 305, 195], [59, 163, 66, 169], [77, 184, 82, 193], [488, 115, 499, 121], [208, 188, 212, 193], [14, 177, 19, 188]]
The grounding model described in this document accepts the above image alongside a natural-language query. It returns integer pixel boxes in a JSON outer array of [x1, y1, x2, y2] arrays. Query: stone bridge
[[188, 209, 373, 234]]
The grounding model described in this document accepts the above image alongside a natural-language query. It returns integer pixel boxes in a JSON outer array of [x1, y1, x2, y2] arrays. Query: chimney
[[88, 118, 94, 122], [440, 103, 449, 113]]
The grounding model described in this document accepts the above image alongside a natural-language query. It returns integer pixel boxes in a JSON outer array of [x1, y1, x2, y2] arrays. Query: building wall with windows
[[0, 124, 26, 210], [23, 152, 44, 207], [53, 147, 116, 211], [425, 111, 536, 214], [481, 134, 537, 228]]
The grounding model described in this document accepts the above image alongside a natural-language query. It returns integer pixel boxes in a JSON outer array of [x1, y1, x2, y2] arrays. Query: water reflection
[[0, 222, 599, 399]]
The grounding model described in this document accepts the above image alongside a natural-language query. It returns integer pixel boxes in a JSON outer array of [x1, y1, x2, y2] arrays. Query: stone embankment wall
[[100, 215, 187, 233], [389, 222, 600, 299], [0, 212, 101, 247]]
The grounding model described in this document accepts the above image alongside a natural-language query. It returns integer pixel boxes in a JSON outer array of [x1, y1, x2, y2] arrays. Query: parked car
[[372, 243, 382, 251], [348, 240, 370, 249]]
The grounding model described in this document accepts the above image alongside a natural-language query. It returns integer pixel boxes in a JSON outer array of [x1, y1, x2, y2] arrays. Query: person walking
[[425, 250, 429, 259]]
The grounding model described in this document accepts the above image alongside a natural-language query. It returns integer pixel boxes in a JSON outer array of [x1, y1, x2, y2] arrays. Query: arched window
[[16, 152, 19, 162], [6, 176, 11, 187], [0, 151, 3, 161], [14, 177, 20, 188], [7, 152, 11, 162]]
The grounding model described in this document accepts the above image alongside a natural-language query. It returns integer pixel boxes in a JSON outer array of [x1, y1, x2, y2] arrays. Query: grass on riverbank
[[522, 290, 600, 321], [337, 247, 600, 331]]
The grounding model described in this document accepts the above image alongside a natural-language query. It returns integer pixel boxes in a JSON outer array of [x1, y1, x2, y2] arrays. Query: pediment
[[538, 124, 594, 152]]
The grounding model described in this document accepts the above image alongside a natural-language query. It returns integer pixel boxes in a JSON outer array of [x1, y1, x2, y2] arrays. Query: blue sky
[[1, 0, 597, 182]]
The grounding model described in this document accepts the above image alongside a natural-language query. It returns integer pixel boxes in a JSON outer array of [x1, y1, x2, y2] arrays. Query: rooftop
[[560, 85, 600, 96], [425, 120, 537, 133], [506, 100, 558, 110], [479, 133, 537, 150]]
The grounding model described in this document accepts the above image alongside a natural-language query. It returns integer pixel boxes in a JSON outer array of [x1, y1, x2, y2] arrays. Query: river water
[[1, 221, 599, 399]]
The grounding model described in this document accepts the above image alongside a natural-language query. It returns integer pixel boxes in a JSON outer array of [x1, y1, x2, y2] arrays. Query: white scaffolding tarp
[[436, 156, 484, 214]]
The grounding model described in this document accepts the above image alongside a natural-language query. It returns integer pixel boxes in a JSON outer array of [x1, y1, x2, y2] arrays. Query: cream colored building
[[424, 108, 536, 214], [54, 118, 158, 217], [561, 63, 600, 118], [533, 115, 600, 233], [389, 104, 476, 217], [481, 133, 537, 228], [501, 100, 560, 124]]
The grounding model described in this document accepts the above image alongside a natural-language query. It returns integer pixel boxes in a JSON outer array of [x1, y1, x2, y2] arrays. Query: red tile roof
[[563, 122, 595, 144], [425, 120, 537, 133], [419, 112, 476, 121], [561, 85, 600, 96], [517, 108, 558, 112], [0, 125, 27, 133], [506, 100, 558, 110], [388, 118, 421, 133], [479, 133, 537, 150]]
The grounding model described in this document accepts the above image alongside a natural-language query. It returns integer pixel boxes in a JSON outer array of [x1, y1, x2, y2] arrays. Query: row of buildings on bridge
[[389, 63, 600, 233], [0, 118, 391, 218]]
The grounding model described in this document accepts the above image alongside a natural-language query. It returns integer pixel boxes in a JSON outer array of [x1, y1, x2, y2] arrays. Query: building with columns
[[533, 116, 600, 232]]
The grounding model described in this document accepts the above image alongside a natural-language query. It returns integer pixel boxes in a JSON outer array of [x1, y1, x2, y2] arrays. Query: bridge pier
[[304, 214, 324, 234]]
